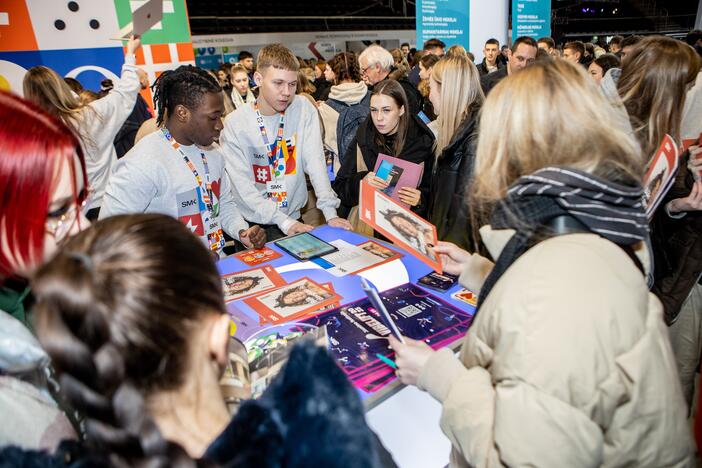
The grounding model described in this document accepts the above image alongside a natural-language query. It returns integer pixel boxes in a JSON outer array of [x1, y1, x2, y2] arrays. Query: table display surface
[[217, 225, 477, 406]]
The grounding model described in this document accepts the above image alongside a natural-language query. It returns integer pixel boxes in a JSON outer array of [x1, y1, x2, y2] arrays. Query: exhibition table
[[217, 225, 476, 468]]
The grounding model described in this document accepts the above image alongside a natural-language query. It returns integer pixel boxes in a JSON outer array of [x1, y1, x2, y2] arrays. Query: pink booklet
[[372, 154, 424, 208]]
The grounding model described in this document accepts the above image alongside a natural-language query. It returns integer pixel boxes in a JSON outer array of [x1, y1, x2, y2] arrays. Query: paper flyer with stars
[[302, 283, 472, 394]]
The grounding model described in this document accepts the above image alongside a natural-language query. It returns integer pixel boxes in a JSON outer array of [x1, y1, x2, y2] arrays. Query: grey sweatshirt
[[220, 96, 340, 233], [99, 130, 249, 251]]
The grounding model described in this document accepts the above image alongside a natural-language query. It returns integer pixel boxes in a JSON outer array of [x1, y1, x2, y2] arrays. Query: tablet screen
[[274, 232, 338, 261]]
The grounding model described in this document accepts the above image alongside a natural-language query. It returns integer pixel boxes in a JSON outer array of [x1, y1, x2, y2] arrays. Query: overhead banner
[[512, 0, 552, 39], [415, 0, 470, 49]]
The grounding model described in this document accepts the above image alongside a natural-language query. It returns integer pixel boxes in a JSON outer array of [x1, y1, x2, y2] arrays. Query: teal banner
[[512, 0, 552, 39], [416, 0, 470, 48]]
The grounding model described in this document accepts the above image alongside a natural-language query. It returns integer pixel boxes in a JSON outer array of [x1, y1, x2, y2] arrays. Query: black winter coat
[[651, 156, 702, 324], [333, 114, 436, 218], [427, 107, 481, 252]]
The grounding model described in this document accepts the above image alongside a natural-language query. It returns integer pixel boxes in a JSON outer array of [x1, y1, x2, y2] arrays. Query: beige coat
[[418, 227, 694, 467]]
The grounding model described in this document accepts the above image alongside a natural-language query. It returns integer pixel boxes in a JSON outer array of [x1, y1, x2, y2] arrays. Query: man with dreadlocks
[[100, 65, 265, 254]]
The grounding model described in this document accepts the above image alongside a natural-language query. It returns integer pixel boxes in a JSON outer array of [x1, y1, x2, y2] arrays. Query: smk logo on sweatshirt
[[250, 134, 298, 184], [176, 181, 222, 235]]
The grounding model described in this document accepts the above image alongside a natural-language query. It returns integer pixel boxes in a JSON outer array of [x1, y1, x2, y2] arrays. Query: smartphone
[[360, 277, 405, 343], [418, 271, 458, 292]]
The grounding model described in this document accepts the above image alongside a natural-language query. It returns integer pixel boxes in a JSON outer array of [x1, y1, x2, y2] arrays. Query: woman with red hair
[[0, 90, 90, 449]]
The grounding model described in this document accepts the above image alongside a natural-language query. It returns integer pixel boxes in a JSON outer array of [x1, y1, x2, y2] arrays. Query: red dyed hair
[[0, 90, 87, 277]]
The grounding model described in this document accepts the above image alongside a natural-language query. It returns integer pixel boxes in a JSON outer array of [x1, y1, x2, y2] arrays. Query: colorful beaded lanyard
[[254, 100, 286, 178], [161, 128, 215, 214]]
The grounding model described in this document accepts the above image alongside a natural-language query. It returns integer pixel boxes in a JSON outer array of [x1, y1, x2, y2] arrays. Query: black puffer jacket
[[428, 107, 481, 252], [333, 114, 436, 218], [651, 156, 702, 325]]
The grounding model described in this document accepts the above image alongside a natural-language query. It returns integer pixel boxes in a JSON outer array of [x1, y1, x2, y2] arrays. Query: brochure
[[643, 134, 679, 218], [359, 179, 442, 272], [373, 154, 424, 208]]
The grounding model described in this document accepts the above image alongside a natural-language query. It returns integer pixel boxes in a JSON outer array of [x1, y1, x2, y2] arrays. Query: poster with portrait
[[359, 180, 442, 273], [221, 266, 286, 303], [643, 134, 679, 218], [244, 277, 342, 324]]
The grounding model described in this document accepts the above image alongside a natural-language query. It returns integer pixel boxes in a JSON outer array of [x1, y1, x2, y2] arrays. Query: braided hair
[[32, 214, 226, 466], [152, 65, 221, 126], [328, 52, 361, 84]]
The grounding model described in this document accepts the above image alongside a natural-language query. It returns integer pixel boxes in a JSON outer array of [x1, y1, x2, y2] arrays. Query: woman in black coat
[[333, 80, 435, 218], [425, 55, 485, 251]]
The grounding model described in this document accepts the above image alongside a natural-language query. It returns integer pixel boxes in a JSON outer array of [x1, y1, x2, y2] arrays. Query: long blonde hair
[[472, 60, 642, 206], [617, 35, 700, 160], [432, 56, 484, 154], [23, 66, 93, 148]]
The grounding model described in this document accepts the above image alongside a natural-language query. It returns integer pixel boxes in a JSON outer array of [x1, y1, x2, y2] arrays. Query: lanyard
[[161, 128, 214, 214], [254, 100, 286, 169]]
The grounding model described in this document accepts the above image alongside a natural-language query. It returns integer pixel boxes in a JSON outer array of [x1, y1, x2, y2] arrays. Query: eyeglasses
[[45, 187, 92, 242], [361, 65, 372, 76]]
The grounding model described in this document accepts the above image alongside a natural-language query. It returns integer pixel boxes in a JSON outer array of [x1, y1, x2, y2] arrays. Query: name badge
[[267, 180, 289, 208]]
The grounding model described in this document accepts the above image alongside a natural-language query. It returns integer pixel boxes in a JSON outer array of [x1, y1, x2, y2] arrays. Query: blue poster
[[415, 0, 470, 49], [0, 47, 125, 93], [512, 0, 552, 39]]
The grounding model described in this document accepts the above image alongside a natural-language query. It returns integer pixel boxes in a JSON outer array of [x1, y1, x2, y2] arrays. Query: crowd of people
[[2, 27, 702, 467]]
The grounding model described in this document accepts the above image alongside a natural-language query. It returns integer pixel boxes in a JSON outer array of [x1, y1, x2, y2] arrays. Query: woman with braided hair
[[318, 51, 369, 172], [0, 214, 388, 467], [0, 90, 90, 449]]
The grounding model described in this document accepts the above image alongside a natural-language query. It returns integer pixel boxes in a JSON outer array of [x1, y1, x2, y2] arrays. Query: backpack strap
[[543, 215, 645, 276]]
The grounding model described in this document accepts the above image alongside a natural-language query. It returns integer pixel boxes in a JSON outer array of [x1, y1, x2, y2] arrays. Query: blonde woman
[[229, 64, 255, 110], [426, 55, 484, 251], [390, 60, 693, 467], [22, 36, 142, 219]]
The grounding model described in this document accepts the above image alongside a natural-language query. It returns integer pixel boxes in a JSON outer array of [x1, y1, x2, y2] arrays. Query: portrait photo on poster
[[244, 277, 342, 324], [359, 179, 441, 272], [221, 265, 286, 303]]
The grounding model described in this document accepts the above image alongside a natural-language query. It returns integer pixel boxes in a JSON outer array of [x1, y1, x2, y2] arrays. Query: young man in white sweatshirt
[[100, 66, 265, 255], [220, 44, 352, 239]]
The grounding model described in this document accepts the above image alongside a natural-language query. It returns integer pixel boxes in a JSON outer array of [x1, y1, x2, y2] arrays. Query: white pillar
[[696, 0, 702, 29], [470, 0, 509, 61]]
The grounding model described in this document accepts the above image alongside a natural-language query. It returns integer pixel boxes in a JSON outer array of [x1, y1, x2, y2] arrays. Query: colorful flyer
[[221, 265, 286, 303], [234, 247, 283, 266], [303, 283, 473, 394], [373, 154, 424, 209], [244, 277, 342, 324], [359, 179, 442, 273]]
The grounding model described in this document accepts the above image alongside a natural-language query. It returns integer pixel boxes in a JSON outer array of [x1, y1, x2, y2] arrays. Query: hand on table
[[364, 171, 389, 190], [239, 226, 266, 249], [287, 221, 315, 235], [398, 187, 421, 207], [388, 335, 435, 386], [327, 217, 352, 230]]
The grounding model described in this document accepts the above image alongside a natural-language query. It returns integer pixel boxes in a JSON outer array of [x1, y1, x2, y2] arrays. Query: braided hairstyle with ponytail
[[328, 52, 362, 84], [152, 65, 221, 126], [32, 214, 226, 467]]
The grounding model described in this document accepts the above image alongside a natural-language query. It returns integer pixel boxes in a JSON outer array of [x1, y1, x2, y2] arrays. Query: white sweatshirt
[[78, 54, 141, 209], [99, 130, 249, 252], [220, 96, 340, 234]]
